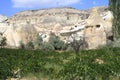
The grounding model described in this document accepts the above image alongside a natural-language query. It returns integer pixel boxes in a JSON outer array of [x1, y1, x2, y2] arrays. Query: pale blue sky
[[0, 0, 109, 16]]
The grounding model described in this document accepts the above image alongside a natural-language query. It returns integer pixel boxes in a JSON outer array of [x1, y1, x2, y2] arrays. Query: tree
[[0, 37, 7, 48], [49, 35, 64, 50], [109, 0, 120, 40], [33, 35, 43, 49], [70, 37, 85, 54], [25, 41, 34, 50], [19, 41, 25, 49], [42, 42, 55, 51]]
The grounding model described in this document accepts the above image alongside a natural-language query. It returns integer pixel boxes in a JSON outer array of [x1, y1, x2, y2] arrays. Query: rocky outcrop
[[0, 14, 7, 23], [0, 6, 113, 48], [0, 15, 37, 47], [84, 8, 107, 49], [60, 7, 113, 49], [7, 7, 89, 33]]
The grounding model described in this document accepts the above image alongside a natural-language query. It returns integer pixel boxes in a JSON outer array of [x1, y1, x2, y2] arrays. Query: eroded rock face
[[60, 7, 113, 49], [0, 15, 37, 47], [0, 14, 7, 23], [7, 7, 89, 33], [3, 7, 89, 47], [0, 7, 113, 48]]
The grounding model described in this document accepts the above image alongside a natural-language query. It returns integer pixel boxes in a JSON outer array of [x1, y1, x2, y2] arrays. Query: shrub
[[61, 43, 69, 50], [25, 41, 34, 49], [70, 38, 85, 54], [33, 35, 43, 49], [0, 37, 7, 48], [55, 48, 120, 80], [113, 38, 120, 47], [49, 35, 64, 50], [42, 42, 55, 51], [65, 46, 74, 52], [19, 41, 25, 49]]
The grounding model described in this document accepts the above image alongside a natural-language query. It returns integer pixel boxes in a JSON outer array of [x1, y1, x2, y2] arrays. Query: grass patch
[[0, 48, 120, 80]]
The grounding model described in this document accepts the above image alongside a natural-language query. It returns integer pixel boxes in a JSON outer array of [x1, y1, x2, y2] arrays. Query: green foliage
[[113, 38, 120, 47], [25, 41, 34, 49], [65, 46, 74, 52], [19, 41, 25, 49], [41, 42, 55, 51], [61, 43, 67, 50], [0, 48, 120, 79], [49, 35, 64, 50], [55, 48, 120, 80], [0, 37, 7, 48], [70, 38, 85, 54], [109, 0, 120, 39], [0, 49, 64, 79], [33, 35, 43, 49]]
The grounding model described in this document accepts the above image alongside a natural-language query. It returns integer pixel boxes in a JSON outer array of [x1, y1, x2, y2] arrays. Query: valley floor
[[0, 48, 120, 80]]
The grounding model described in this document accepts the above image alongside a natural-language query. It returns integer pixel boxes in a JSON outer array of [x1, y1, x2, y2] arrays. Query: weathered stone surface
[[0, 7, 113, 48], [60, 7, 113, 49], [0, 14, 7, 23]]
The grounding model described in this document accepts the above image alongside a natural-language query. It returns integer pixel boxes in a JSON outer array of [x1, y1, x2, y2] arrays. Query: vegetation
[[25, 41, 34, 49], [0, 48, 120, 80], [56, 48, 120, 80], [21, 35, 65, 51], [109, 0, 120, 40], [70, 37, 86, 54], [33, 35, 43, 49], [49, 35, 64, 50], [0, 37, 7, 48], [19, 41, 25, 49], [41, 42, 55, 51]]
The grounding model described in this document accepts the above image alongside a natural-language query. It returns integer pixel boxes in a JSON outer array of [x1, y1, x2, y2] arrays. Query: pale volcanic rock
[[0, 6, 113, 48], [7, 7, 89, 32], [0, 14, 7, 23]]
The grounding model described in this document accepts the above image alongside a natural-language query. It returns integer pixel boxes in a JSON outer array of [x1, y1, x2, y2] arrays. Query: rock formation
[[84, 8, 107, 49], [60, 7, 113, 49], [0, 7, 113, 49]]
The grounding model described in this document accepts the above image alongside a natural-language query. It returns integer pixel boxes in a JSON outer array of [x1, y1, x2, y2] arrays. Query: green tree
[[0, 37, 7, 48], [109, 0, 120, 40], [25, 41, 34, 49], [49, 35, 64, 50], [34, 35, 43, 49], [19, 41, 25, 49], [70, 38, 85, 54], [42, 42, 55, 51]]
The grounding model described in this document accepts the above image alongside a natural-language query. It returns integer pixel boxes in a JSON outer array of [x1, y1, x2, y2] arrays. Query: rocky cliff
[[7, 7, 88, 35], [0, 6, 110, 48]]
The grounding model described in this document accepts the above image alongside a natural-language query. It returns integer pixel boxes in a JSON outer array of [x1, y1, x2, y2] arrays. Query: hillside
[[0, 6, 111, 48], [7, 7, 108, 33]]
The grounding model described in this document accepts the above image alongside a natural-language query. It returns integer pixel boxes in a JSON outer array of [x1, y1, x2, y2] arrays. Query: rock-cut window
[[96, 25, 100, 28]]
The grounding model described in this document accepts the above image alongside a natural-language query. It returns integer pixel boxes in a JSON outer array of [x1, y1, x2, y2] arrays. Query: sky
[[0, 0, 109, 17]]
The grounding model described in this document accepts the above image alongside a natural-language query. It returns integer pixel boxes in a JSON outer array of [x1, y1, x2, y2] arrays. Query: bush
[[70, 38, 85, 54], [113, 38, 120, 47], [61, 43, 69, 50], [65, 46, 74, 52], [25, 41, 34, 49], [42, 42, 55, 51], [19, 41, 25, 49], [0, 37, 7, 48], [49, 35, 64, 50], [33, 35, 43, 49]]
